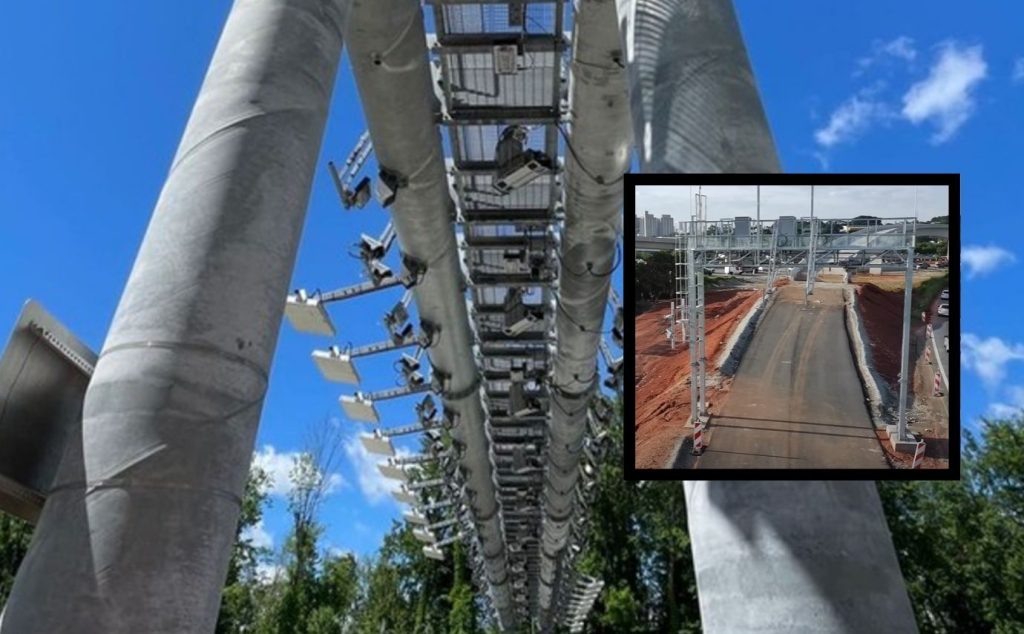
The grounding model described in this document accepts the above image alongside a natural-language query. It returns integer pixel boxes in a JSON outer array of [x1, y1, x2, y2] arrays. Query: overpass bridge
[[636, 223, 949, 253]]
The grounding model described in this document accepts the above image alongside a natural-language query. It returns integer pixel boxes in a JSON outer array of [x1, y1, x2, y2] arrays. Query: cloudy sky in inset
[[635, 185, 949, 223]]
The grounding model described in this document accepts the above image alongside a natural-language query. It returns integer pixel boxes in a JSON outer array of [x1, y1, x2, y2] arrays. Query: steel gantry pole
[[0, 1, 348, 631], [538, 0, 631, 627], [895, 235, 915, 444], [343, 0, 517, 626], [805, 185, 816, 301], [617, 0, 919, 632], [618, 0, 780, 172], [756, 185, 761, 269]]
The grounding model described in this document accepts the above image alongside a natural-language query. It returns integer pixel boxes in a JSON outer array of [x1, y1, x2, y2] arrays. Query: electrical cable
[[554, 294, 612, 335], [555, 242, 622, 279], [556, 124, 626, 187]]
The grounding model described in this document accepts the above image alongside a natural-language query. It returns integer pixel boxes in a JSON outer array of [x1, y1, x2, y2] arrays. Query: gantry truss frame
[[673, 215, 918, 441]]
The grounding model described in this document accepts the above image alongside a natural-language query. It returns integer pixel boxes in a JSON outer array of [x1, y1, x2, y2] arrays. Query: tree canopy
[[2, 411, 1023, 633]]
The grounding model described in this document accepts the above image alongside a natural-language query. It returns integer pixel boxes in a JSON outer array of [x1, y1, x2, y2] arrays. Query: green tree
[[216, 463, 272, 633], [0, 513, 32, 606], [272, 420, 347, 634], [447, 542, 477, 634], [635, 250, 675, 306], [879, 418, 1024, 633]]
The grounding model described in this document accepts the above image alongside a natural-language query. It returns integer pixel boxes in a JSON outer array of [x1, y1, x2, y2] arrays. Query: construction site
[[634, 186, 952, 470]]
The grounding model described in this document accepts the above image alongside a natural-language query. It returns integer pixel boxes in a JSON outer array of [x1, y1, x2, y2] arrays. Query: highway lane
[[689, 285, 888, 469]]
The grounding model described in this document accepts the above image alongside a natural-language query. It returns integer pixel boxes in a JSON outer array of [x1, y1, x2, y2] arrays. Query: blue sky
[[0, 2, 1016, 556]]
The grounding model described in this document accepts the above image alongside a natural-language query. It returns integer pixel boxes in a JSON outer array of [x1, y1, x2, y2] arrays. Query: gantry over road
[[673, 285, 888, 468], [667, 207, 921, 467]]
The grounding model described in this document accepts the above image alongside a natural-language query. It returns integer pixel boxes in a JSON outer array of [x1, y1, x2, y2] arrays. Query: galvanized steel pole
[[1, 1, 346, 631], [897, 244, 915, 442], [618, 1, 919, 632], [343, 0, 517, 626], [538, 0, 631, 626]]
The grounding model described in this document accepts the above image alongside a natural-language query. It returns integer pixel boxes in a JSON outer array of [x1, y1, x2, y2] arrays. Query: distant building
[[644, 211, 657, 237], [660, 214, 673, 236], [777, 216, 797, 237], [734, 216, 751, 238], [635, 215, 641, 235]]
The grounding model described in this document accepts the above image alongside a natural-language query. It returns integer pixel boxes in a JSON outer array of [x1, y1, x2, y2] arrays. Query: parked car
[[937, 303, 949, 316], [944, 334, 949, 353], [940, 289, 949, 300]]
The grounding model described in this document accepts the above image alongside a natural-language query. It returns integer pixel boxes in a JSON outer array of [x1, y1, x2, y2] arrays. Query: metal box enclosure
[[413, 527, 438, 544], [312, 348, 360, 384], [734, 216, 751, 237], [776, 216, 797, 237], [378, 462, 409, 482], [403, 509, 430, 526], [340, 393, 379, 423], [422, 544, 445, 561], [359, 431, 395, 456], [392, 486, 418, 505], [0, 300, 96, 523]]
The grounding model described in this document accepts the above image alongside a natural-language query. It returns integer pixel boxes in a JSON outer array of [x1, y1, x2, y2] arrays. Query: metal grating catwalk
[[430, 1, 567, 625], [287, 1, 622, 630]]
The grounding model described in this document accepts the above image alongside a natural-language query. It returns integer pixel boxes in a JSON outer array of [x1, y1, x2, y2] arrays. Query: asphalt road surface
[[685, 285, 888, 469]]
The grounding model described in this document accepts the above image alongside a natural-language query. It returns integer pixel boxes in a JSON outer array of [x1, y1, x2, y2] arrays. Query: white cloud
[[987, 402, 1019, 418], [256, 562, 286, 584], [343, 434, 409, 505], [855, 36, 917, 75], [882, 36, 918, 62], [814, 95, 891, 147], [962, 334, 1024, 388], [1013, 57, 1024, 84], [252, 445, 346, 498], [902, 42, 987, 143], [987, 385, 1024, 418], [241, 519, 273, 550], [962, 244, 1015, 279]]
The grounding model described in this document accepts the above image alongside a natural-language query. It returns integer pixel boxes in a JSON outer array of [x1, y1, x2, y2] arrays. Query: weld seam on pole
[[100, 340, 270, 384]]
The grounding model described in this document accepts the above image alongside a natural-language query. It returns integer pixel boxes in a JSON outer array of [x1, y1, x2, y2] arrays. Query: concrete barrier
[[843, 287, 893, 429], [716, 291, 774, 376], [931, 331, 948, 390]]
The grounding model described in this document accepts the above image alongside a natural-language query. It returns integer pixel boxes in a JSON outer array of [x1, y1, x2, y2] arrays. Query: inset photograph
[[629, 176, 958, 478]]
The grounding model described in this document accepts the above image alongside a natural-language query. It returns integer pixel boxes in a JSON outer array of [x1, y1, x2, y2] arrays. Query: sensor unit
[[359, 431, 395, 457], [378, 462, 409, 482], [340, 393, 379, 423], [413, 528, 438, 544], [494, 151, 551, 194], [311, 346, 360, 384], [422, 545, 445, 561], [393, 486, 418, 505], [284, 290, 335, 336], [403, 509, 430, 526]]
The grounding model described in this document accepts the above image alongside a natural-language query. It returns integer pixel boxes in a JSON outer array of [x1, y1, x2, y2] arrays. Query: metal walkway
[[285, 2, 623, 631]]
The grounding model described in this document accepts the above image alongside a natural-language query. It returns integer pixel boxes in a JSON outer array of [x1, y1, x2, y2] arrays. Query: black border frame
[[624, 173, 961, 481]]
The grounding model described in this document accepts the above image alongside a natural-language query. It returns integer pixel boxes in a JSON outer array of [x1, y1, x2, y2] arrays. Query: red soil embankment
[[634, 288, 761, 468], [856, 283, 903, 392]]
